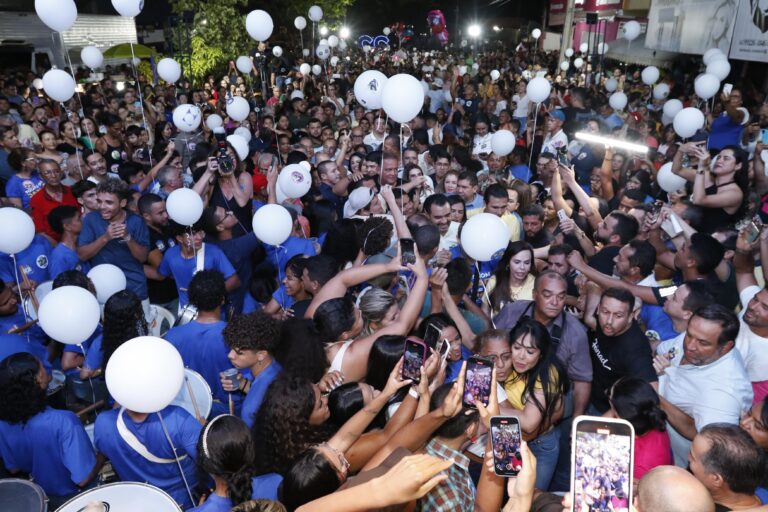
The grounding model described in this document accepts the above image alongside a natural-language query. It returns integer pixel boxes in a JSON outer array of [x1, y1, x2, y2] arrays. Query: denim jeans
[[529, 426, 561, 490]]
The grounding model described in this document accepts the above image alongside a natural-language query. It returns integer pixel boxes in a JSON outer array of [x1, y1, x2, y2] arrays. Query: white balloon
[[308, 5, 323, 22], [277, 164, 312, 199], [459, 65, 468, 75], [460, 213, 510, 262], [330, 56, 339, 67], [694, 73, 720, 100], [246, 10, 273, 41], [703, 48, 726, 66], [316, 44, 330, 60], [87, 264, 127, 304], [42, 69, 76, 102], [166, 188, 204, 226], [38, 286, 100, 345], [490, 69, 501, 81], [574, 57, 584, 69], [328, 35, 339, 48], [354, 70, 388, 109], [526, 76, 551, 104], [299, 63, 312, 76], [131, 57, 141, 66], [319, 38, 328, 46], [564, 48, 574, 58], [35, 0, 77, 32], [490, 130, 515, 157], [234, 126, 252, 143], [673, 107, 705, 138], [641, 66, 659, 85], [205, 114, 223, 130], [111, 0, 143, 17], [106, 336, 185, 413], [0, 208, 35, 254], [706, 59, 731, 81], [339, 40, 347, 51], [273, 46, 283, 57], [472, 63, 480, 71], [157, 58, 181, 84], [252, 204, 293, 246], [172, 104, 202, 133], [312, 65, 322, 76], [653, 83, 670, 100], [597, 42, 609, 55], [236, 56, 252, 74], [532, 28, 542, 39], [663, 99, 684, 118], [294, 16, 307, 30], [302, 49, 310, 57], [383, 27, 391, 35], [579, 43, 588, 53], [622, 20, 641, 41], [226, 96, 250, 122], [656, 162, 687, 193], [560, 61, 569, 71], [661, 113, 673, 126], [609, 91, 628, 111], [382, 74, 424, 124], [227, 134, 249, 161], [604, 78, 618, 92], [80, 46, 103, 69]]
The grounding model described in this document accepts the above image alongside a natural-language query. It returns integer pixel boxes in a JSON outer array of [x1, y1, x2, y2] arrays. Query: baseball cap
[[433, 78, 444, 88], [549, 109, 566, 122], [343, 187, 375, 219]]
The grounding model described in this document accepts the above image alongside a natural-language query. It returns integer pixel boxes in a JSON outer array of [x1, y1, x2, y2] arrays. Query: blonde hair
[[230, 500, 287, 512]]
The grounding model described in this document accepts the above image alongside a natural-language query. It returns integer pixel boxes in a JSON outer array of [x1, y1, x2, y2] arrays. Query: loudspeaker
[[586, 12, 598, 25]]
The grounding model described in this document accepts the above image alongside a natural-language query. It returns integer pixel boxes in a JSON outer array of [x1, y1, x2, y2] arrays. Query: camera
[[212, 128, 234, 174]]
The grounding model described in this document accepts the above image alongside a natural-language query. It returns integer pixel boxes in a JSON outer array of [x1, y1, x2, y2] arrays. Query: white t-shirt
[[512, 94, 529, 118], [656, 332, 685, 367], [736, 285, 768, 382], [363, 132, 385, 151], [541, 129, 569, 155], [472, 133, 492, 156], [438, 221, 460, 251], [659, 348, 753, 466]]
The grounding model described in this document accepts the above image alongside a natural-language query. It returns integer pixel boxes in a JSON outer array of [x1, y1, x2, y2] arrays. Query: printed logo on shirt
[[578, 152, 588, 160], [156, 240, 166, 251], [591, 338, 612, 371], [35, 255, 48, 269]]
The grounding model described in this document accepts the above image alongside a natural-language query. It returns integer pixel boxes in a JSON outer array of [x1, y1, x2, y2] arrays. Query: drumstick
[[19, 266, 39, 311], [229, 394, 234, 415], [7, 318, 39, 334], [184, 375, 203, 424]]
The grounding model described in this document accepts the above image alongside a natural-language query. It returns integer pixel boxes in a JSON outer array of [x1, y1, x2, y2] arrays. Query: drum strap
[[116, 408, 188, 465], [195, 243, 205, 274]]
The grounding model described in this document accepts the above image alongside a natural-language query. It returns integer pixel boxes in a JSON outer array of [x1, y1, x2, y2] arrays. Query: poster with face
[[730, 0, 768, 62], [645, 0, 737, 55]]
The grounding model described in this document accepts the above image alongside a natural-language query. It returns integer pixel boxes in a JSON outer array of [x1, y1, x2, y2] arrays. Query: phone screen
[[463, 356, 493, 408], [571, 417, 635, 512], [491, 417, 522, 476], [762, 128, 768, 145], [402, 339, 426, 383], [400, 238, 416, 266], [423, 324, 442, 350]]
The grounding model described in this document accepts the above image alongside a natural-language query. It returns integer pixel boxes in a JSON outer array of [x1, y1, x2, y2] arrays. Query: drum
[[55, 482, 180, 512], [174, 304, 198, 327], [22, 281, 53, 321], [84, 423, 95, 447], [171, 368, 212, 420], [0, 478, 47, 512], [47, 370, 67, 409]]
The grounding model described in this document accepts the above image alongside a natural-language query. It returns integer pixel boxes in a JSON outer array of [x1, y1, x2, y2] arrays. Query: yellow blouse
[[485, 273, 535, 310], [503, 366, 561, 411]]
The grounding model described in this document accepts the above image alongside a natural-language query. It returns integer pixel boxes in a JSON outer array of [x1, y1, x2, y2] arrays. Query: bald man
[[636, 466, 714, 512]]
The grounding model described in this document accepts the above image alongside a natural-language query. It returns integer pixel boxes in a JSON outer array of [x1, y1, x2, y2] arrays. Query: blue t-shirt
[[49, 243, 90, 281], [271, 284, 295, 311], [640, 304, 678, 342], [449, 246, 501, 307], [164, 320, 242, 415], [158, 243, 236, 308], [0, 306, 48, 349], [0, 234, 53, 285], [508, 164, 532, 183], [264, 236, 317, 276], [241, 360, 282, 429], [0, 407, 96, 497], [94, 405, 201, 509], [83, 334, 104, 371], [5, 172, 44, 208], [0, 333, 51, 373], [189, 473, 283, 511], [78, 211, 150, 300], [210, 233, 262, 314], [242, 292, 264, 314], [64, 324, 102, 355]]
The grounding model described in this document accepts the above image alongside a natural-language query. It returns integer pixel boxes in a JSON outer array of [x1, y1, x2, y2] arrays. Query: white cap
[[343, 187, 374, 219]]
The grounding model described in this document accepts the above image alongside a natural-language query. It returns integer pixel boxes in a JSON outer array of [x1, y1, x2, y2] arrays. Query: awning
[[103, 43, 158, 59], [605, 39, 678, 69]]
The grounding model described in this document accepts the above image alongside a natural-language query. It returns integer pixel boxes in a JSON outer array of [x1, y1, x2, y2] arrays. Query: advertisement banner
[[645, 0, 737, 55], [729, 0, 768, 62]]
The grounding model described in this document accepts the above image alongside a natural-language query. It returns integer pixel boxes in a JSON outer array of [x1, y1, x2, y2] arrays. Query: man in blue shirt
[[77, 178, 150, 308], [457, 171, 485, 214], [48, 205, 90, 280], [153, 221, 240, 311], [164, 271, 241, 416], [0, 234, 52, 288]]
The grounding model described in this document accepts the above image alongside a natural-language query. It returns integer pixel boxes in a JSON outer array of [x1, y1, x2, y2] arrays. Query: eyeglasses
[[485, 352, 513, 365], [216, 211, 233, 225], [318, 442, 350, 479]]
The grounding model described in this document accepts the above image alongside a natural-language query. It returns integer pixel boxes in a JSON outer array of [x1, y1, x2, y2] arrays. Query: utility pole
[[558, 0, 577, 61]]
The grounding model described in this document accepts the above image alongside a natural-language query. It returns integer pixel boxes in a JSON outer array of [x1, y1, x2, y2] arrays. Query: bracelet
[[408, 387, 420, 399]]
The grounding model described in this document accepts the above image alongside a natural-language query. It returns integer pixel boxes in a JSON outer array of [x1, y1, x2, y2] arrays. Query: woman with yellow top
[[500, 317, 567, 490], [484, 241, 536, 316]]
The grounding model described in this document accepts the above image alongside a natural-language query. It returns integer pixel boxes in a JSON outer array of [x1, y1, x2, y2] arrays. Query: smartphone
[[402, 338, 426, 383], [762, 128, 768, 145], [723, 83, 733, 96], [463, 355, 494, 408], [490, 416, 523, 477], [570, 416, 635, 512], [423, 323, 442, 350], [557, 147, 570, 166], [557, 209, 568, 222], [400, 238, 416, 266]]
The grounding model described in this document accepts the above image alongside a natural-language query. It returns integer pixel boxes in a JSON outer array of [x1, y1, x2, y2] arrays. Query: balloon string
[[157, 411, 196, 506], [379, 115, 389, 184], [527, 102, 540, 171], [129, 40, 154, 166], [56, 32, 86, 119], [61, 103, 85, 180], [399, 124, 404, 214], [10, 254, 31, 323]]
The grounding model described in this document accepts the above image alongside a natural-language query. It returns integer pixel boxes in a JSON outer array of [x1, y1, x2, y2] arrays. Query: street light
[[468, 24, 481, 38], [319, 26, 328, 36], [340, 26, 350, 39]]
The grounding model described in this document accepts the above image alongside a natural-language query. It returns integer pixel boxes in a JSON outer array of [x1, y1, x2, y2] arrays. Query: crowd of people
[[0, 17, 768, 512], [572, 431, 631, 512]]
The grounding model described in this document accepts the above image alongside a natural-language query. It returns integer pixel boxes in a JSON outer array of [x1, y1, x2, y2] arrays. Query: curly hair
[[101, 290, 148, 369], [359, 216, 393, 256], [96, 177, 130, 201], [0, 353, 47, 424], [223, 312, 279, 353], [188, 270, 227, 312], [196, 415, 256, 506], [252, 375, 331, 475]]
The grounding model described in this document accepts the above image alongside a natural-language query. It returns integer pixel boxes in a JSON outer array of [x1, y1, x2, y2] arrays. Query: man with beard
[[138, 193, 179, 314], [588, 211, 639, 275]]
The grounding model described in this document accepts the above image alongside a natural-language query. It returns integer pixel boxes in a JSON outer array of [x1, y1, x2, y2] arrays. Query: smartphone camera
[[557, 146, 570, 167], [400, 238, 416, 266], [213, 128, 234, 174], [463, 356, 493, 408], [402, 338, 426, 384], [491, 417, 523, 477]]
